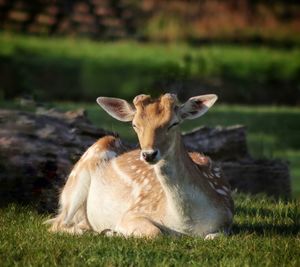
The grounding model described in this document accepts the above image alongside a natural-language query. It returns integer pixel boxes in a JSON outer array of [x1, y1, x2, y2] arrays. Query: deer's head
[[97, 93, 217, 164]]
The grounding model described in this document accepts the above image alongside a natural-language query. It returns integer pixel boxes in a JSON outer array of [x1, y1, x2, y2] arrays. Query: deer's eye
[[132, 124, 139, 130], [167, 122, 179, 130]]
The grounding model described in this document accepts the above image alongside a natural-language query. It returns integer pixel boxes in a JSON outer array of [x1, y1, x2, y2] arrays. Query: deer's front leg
[[112, 214, 162, 238], [47, 135, 124, 234], [61, 167, 91, 225], [47, 165, 91, 234]]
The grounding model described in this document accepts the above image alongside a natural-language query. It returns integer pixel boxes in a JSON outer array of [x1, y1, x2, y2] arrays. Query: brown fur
[[48, 94, 234, 238]]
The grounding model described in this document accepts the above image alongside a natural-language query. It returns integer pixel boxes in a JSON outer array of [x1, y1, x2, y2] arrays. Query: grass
[[0, 33, 300, 103], [2, 33, 299, 75], [0, 103, 299, 266], [0, 195, 299, 266], [0, 33, 299, 265]]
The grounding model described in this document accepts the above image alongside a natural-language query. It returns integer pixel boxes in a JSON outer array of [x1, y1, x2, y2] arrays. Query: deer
[[47, 93, 234, 239]]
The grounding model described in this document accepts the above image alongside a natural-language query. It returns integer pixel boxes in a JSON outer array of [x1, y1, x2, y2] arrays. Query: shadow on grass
[[232, 203, 300, 236], [232, 223, 300, 236], [236, 205, 279, 217]]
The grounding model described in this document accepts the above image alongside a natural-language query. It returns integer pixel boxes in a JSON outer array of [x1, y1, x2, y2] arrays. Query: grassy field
[[0, 102, 299, 266], [2, 34, 299, 80], [0, 34, 299, 266], [0, 195, 299, 266], [0, 33, 300, 104]]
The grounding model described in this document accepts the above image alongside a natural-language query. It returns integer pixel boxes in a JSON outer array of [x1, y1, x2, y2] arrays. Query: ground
[[0, 102, 299, 266], [0, 195, 299, 266]]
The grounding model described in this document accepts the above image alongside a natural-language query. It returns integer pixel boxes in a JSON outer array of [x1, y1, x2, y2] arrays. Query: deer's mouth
[[140, 149, 161, 164]]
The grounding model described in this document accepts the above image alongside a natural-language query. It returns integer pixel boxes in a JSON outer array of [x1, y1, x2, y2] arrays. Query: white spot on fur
[[112, 159, 133, 186], [132, 185, 141, 199], [131, 165, 137, 170], [142, 179, 149, 186], [145, 184, 152, 191], [112, 159, 144, 202], [134, 196, 142, 204]]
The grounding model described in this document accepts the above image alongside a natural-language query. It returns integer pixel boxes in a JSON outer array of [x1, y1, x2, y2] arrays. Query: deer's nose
[[141, 150, 159, 163]]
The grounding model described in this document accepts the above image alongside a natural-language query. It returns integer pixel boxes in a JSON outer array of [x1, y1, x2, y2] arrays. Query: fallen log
[[183, 125, 249, 161], [182, 126, 291, 199], [0, 108, 291, 212], [0, 108, 112, 211], [221, 159, 291, 199]]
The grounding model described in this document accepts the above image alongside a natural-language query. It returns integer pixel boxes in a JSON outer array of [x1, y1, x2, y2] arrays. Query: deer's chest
[[162, 184, 222, 236]]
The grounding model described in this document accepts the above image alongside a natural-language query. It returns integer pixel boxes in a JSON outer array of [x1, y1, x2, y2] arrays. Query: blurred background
[[0, 0, 299, 196]]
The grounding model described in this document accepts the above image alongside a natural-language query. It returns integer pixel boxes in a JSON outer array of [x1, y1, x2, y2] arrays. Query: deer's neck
[[154, 133, 197, 188], [154, 133, 209, 232], [154, 136, 196, 216]]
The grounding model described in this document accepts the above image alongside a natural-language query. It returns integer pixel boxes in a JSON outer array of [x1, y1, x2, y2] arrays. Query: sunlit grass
[[0, 195, 299, 267], [1, 101, 299, 266], [4, 32, 298, 82], [1, 33, 300, 102]]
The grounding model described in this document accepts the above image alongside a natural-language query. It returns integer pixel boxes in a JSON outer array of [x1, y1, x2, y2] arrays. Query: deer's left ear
[[179, 94, 218, 120], [96, 97, 136, 122]]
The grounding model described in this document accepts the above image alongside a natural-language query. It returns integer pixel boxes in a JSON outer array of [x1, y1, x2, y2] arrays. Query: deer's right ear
[[96, 97, 136, 122]]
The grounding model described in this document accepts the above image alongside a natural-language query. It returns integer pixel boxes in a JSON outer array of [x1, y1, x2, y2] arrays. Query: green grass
[[2, 33, 299, 75], [1, 103, 299, 266], [0, 33, 300, 103], [1, 34, 299, 266], [1, 33, 298, 77], [0, 195, 299, 266]]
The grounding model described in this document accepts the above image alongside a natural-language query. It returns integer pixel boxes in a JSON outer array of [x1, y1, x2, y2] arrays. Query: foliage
[[0, 195, 299, 266], [0, 34, 299, 104], [139, 0, 300, 44], [1, 0, 299, 45]]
